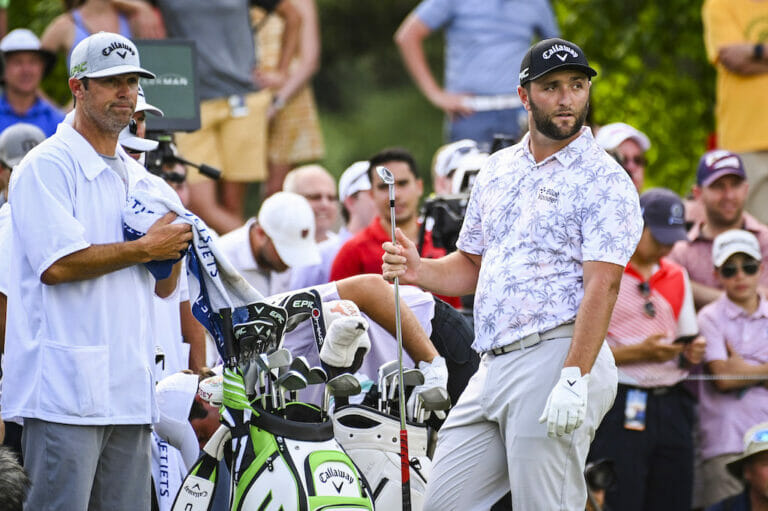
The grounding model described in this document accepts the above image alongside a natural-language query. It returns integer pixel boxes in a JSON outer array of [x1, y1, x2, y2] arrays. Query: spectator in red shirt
[[330, 147, 459, 307]]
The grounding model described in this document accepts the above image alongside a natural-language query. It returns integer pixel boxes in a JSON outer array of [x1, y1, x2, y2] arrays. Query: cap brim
[[136, 103, 164, 117], [713, 246, 763, 268], [649, 225, 689, 245], [119, 133, 159, 152], [527, 64, 597, 84], [83, 65, 155, 79], [701, 169, 745, 188], [273, 240, 321, 268]]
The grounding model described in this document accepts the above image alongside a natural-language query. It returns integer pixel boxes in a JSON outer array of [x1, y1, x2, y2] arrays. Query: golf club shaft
[[387, 180, 412, 511]]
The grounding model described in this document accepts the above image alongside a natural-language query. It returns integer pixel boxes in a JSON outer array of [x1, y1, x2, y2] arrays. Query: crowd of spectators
[[0, 1, 767, 510]]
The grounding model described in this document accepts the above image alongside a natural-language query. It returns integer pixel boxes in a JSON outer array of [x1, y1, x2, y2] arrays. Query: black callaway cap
[[519, 38, 597, 86]]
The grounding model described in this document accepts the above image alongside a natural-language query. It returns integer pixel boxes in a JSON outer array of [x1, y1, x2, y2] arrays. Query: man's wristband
[[754, 43, 764, 61]]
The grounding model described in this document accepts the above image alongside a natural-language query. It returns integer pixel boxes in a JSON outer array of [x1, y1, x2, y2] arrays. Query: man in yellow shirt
[[702, 0, 768, 223]]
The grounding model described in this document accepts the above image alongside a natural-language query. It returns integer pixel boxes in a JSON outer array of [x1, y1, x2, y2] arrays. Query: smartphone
[[673, 334, 698, 345]]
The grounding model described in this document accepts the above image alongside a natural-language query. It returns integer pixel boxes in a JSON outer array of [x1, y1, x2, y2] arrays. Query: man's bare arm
[[336, 274, 439, 364], [717, 43, 768, 75], [563, 261, 624, 375], [180, 300, 207, 373], [690, 280, 723, 310], [382, 227, 480, 297], [42, 213, 191, 285]]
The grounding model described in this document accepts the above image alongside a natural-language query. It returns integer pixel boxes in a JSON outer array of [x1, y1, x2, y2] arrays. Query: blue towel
[[123, 191, 264, 360]]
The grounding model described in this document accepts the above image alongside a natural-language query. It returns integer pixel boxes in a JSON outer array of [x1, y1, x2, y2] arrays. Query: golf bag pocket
[[334, 405, 431, 511]]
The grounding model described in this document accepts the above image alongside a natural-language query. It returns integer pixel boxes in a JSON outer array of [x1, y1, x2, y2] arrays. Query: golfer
[[382, 38, 643, 510]]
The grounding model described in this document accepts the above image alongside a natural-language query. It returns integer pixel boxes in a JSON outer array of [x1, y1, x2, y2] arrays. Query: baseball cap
[[0, 28, 56, 76], [727, 422, 768, 479], [338, 161, 371, 202], [119, 85, 162, 152], [697, 150, 746, 188], [712, 229, 762, 268], [69, 32, 154, 79], [519, 38, 597, 86], [594, 122, 651, 152], [0, 123, 46, 168], [639, 188, 688, 245], [258, 191, 321, 268], [432, 139, 479, 178], [451, 151, 489, 194]]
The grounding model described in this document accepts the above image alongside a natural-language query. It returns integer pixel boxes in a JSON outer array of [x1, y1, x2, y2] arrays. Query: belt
[[462, 94, 522, 112], [618, 383, 678, 396], [489, 322, 575, 356]]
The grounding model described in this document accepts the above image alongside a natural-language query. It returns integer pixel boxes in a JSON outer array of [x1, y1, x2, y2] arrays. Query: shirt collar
[[520, 126, 593, 168], [722, 293, 768, 320], [56, 122, 118, 181]]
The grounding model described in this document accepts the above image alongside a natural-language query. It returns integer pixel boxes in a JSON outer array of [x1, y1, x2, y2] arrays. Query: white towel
[[123, 190, 263, 359]]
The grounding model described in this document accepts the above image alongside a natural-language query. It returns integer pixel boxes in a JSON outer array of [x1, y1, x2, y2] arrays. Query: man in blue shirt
[[0, 29, 62, 136], [395, 0, 559, 146]]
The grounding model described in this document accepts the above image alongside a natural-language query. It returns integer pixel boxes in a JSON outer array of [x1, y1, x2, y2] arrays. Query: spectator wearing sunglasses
[[595, 122, 650, 192], [696, 229, 768, 508], [670, 150, 768, 310], [587, 188, 705, 511]]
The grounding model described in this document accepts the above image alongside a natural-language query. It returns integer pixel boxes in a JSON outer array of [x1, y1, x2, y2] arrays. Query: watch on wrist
[[754, 43, 764, 61]]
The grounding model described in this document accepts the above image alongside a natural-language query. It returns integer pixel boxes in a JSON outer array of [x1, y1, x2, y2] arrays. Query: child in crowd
[[696, 230, 768, 508]]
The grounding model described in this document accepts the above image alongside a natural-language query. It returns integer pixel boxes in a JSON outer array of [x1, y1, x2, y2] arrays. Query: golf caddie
[[1, 32, 192, 509]]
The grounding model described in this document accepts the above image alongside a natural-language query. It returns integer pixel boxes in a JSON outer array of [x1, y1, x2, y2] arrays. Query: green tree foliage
[[556, 0, 715, 195]]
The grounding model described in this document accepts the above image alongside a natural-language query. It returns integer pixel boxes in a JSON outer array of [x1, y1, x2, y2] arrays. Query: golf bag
[[333, 405, 432, 511], [173, 369, 374, 511]]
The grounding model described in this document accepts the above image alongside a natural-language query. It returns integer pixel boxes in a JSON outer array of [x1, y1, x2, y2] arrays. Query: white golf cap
[[135, 84, 163, 116], [118, 120, 158, 152], [594, 122, 651, 151], [433, 139, 479, 178], [69, 31, 154, 79], [258, 192, 321, 268], [0, 28, 56, 75], [712, 229, 762, 268], [0, 123, 46, 168], [451, 151, 489, 194], [155, 372, 199, 449], [338, 161, 371, 202]]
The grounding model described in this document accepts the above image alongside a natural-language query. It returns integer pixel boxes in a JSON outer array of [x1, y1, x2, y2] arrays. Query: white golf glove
[[320, 300, 371, 368], [407, 355, 449, 420], [538, 367, 589, 438]]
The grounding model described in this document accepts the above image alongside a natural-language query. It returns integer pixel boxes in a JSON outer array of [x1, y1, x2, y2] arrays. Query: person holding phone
[[587, 188, 706, 511], [696, 229, 768, 508]]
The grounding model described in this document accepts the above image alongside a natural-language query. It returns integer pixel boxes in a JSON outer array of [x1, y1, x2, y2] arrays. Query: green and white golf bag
[[333, 405, 432, 511], [173, 368, 374, 511]]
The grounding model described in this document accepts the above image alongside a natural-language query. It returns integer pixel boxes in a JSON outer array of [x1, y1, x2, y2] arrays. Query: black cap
[[639, 188, 688, 245], [519, 38, 597, 86]]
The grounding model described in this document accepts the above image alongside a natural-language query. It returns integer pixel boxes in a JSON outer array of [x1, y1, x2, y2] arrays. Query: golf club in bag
[[172, 305, 374, 511]]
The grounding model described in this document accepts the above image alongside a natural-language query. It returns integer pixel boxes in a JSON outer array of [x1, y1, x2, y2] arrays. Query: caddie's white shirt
[[457, 127, 642, 353], [153, 259, 191, 381], [217, 217, 292, 296], [2, 122, 173, 425], [0, 203, 10, 295], [280, 282, 435, 405]]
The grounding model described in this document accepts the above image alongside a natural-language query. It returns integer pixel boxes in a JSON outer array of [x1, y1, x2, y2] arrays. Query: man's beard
[[529, 97, 589, 141], [81, 100, 131, 136]]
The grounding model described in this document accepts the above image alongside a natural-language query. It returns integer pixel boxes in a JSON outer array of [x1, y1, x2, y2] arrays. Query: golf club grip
[[220, 307, 237, 369], [401, 429, 412, 511]]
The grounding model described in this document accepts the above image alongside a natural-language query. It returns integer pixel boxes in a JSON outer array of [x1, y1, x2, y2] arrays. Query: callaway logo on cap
[[519, 38, 597, 86], [69, 31, 155, 80]]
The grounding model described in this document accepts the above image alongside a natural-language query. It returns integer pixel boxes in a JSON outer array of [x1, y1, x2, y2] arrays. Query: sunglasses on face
[[719, 261, 759, 278], [620, 155, 646, 167], [129, 118, 138, 135], [160, 171, 186, 184], [638, 281, 656, 318]]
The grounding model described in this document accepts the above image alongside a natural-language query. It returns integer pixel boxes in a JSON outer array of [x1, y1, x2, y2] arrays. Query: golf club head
[[276, 370, 309, 392], [418, 387, 451, 411], [289, 356, 311, 379], [267, 348, 292, 368], [327, 373, 362, 399], [308, 366, 328, 385], [375, 165, 394, 185]]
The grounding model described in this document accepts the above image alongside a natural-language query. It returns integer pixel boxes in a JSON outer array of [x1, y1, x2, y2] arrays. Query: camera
[[585, 458, 616, 491]]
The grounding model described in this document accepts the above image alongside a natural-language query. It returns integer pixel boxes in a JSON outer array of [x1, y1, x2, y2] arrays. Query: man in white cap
[[119, 84, 163, 160], [595, 121, 651, 191], [708, 422, 768, 511], [289, 160, 376, 289], [218, 191, 320, 296], [430, 139, 478, 194], [0, 28, 62, 136], [1, 32, 193, 509]]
